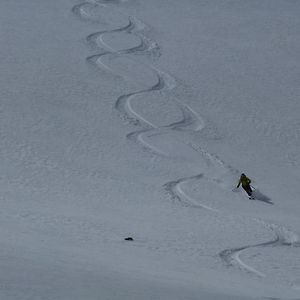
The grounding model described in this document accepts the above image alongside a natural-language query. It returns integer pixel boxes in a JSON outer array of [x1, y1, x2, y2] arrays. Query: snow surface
[[1, 0, 300, 299]]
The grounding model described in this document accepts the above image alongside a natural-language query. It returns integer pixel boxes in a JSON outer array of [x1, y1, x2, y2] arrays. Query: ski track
[[72, 0, 300, 290], [219, 222, 300, 278], [163, 174, 218, 212], [72, 2, 100, 22], [86, 17, 160, 56], [114, 69, 166, 127]]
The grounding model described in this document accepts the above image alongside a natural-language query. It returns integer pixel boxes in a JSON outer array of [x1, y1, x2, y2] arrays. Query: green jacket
[[237, 175, 251, 188]]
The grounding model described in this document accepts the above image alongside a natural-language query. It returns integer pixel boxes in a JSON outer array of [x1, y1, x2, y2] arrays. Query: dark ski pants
[[242, 185, 252, 196]]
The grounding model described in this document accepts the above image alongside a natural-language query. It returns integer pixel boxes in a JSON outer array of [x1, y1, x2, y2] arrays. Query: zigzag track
[[86, 17, 159, 55], [114, 69, 166, 126], [72, 0, 299, 291]]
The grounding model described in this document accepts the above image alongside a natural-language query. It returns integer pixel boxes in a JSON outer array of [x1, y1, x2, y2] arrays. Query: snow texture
[[0, 0, 300, 299]]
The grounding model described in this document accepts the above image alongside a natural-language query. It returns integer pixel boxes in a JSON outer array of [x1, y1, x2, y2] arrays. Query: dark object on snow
[[237, 173, 252, 197], [124, 237, 134, 241]]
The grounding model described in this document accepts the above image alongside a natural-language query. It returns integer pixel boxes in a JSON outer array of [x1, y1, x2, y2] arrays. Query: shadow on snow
[[252, 188, 274, 205]]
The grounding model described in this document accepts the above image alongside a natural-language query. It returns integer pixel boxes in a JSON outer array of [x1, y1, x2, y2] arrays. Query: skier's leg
[[243, 185, 252, 196], [248, 185, 253, 196]]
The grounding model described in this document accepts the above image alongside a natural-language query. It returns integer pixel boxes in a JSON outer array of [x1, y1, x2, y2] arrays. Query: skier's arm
[[237, 180, 241, 188]]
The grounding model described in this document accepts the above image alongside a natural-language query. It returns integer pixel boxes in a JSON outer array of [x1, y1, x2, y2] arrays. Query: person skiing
[[236, 173, 253, 198]]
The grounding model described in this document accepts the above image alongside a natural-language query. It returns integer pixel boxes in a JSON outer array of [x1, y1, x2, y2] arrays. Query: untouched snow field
[[0, 0, 300, 299]]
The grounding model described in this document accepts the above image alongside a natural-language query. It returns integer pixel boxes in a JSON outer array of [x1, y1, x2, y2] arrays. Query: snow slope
[[0, 0, 300, 299]]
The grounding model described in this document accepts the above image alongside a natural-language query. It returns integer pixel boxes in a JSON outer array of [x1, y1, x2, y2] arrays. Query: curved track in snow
[[86, 18, 159, 56], [72, 0, 300, 289], [219, 223, 300, 277], [163, 174, 218, 212], [73, 0, 204, 156]]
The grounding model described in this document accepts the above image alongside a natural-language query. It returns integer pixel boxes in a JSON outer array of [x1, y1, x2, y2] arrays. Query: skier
[[236, 173, 253, 199]]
